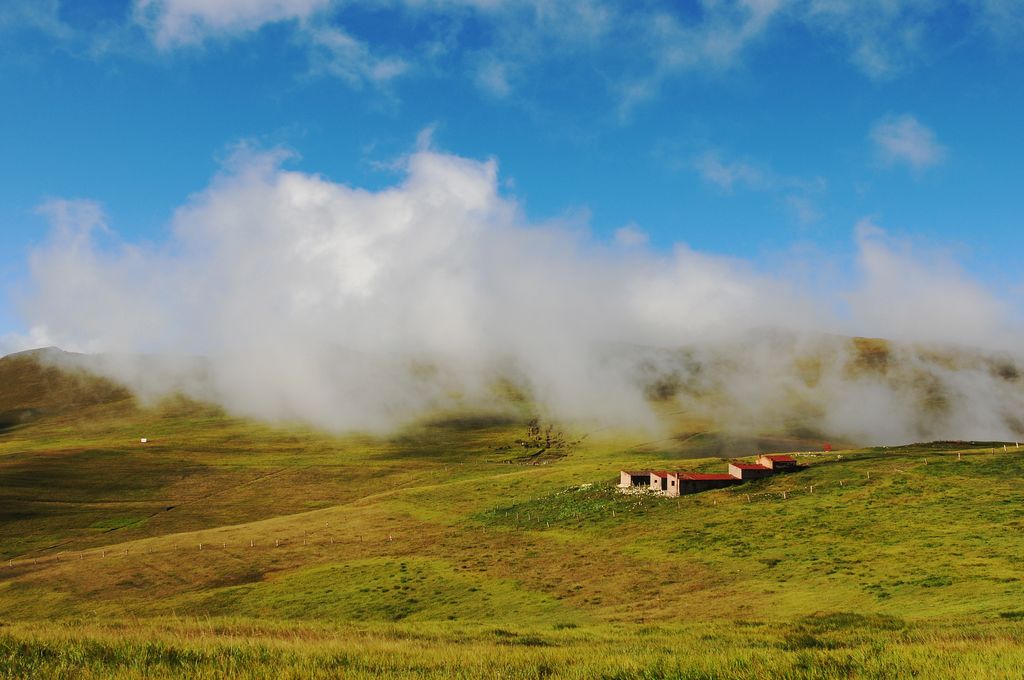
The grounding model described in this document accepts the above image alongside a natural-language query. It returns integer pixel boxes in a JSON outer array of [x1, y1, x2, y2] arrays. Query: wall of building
[[678, 478, 739, 494], [620, 471, 651, 487], [728, 464, 773, 480]]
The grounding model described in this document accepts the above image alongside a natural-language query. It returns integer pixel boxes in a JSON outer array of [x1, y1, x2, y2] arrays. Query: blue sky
[[1, 0, 1023, 346]]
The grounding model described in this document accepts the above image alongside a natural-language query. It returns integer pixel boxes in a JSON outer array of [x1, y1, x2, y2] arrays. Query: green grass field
[[2, 350, 1023, 678]]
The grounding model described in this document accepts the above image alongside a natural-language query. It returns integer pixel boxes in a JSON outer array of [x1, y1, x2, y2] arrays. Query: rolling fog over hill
[[6, 148, 1023, 444], [14, 329, 1024, 447]]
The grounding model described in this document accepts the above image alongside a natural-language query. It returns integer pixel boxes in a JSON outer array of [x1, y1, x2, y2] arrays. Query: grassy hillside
[[1, 351, 1023, 678]]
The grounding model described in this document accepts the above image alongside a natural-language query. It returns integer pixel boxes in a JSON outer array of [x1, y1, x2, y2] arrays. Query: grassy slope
[[1, 352, 1023, 678]]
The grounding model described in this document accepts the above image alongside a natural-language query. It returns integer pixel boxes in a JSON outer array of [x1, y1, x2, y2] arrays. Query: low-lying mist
[[7, 144, 1024, 444]]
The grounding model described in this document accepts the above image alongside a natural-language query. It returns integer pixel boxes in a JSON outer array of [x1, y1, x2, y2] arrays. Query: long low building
[[618, 469, 741, 497], [619, 454, 801, 497], [727, 462, 773, 480], [757, 454, 798, 470], [676, 472, 740, 495]]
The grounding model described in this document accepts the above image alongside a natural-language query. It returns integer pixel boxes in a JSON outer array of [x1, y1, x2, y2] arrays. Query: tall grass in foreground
[[2, 618, 1023, 679]]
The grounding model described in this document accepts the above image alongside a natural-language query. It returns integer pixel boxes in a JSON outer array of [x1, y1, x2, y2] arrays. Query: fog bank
[[7, 146, 1023, 443]]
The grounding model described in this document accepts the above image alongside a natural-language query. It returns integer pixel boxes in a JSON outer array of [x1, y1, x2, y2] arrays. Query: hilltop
[[1, 349, 1023, 678]]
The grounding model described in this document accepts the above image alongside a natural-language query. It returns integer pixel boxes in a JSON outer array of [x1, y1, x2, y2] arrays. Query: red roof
[[650, 470, 671, 477], [679, 473, 736, 481], [763, 454, 797, 462], [730, 463, 770, 470]]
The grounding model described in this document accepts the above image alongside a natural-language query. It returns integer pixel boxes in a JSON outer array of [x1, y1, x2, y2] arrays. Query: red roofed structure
[[618, 470, 652, 489], [679, 473, 735, 480], [617, 452, 803, 496], [756, 454, 799, 471], [649, 471, 672, 493], [728, 462, 773, 480]]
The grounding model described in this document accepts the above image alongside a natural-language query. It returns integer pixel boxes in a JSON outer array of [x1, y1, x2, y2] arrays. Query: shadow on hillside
[[637, 431, 840, 460], [0, 408, 47, 435], [421, 414, 522, 431]]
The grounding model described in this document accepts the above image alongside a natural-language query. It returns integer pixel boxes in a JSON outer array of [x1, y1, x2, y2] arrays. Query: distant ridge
[[0, 347, 132, 432]]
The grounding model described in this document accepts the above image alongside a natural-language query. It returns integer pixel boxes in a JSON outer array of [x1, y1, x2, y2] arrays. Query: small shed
[[619, 470, 652, 488], [728, 462, 773, 480], [649, 471, 672, 494], [662, 471, 685, 497], [756, 454, 798, 471]]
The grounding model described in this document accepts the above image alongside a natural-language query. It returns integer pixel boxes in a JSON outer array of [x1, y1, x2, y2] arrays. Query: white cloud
[[870, 113, 946, 170], [132, 0, 410, 90], [475, 59, 512, 97], [616, 1, 783, 116], [19, 147, 1024, 443], [848, 219, 1009, 345], [694, 151, 768, 192], [693, 149, 825, 224], [134, 0, 329, 48], [3, 1, 1013, 113], [801, 0, 930, 79], [613, 223, 649, 247], [0, 326, 58, 357], [307, 25, 410, 88], [21, 146, 818, 431], [131, 0, 412, 90], [34, 199, 110, 243], [785, 195, 822, 225]]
